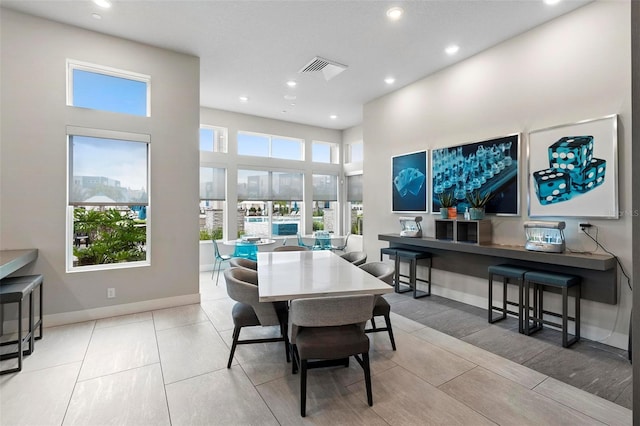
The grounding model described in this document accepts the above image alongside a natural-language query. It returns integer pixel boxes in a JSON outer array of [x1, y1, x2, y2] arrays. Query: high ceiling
[[2, 0, 591, 130]]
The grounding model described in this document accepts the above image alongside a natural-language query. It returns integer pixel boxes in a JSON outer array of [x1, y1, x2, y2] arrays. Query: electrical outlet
[[579, 223, 592, 231], [107, 288, 116, 299]]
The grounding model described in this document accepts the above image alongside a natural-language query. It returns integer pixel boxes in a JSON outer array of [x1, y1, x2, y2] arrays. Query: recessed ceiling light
[[384, 77, 396, 85], [330, 114, 338, 120], [386, 7, 404, 20], [92, 0, 112, 9], [286, 80, 297, 88], [543, 0, 561, 5], [239, 96, 249, 102], [91, 13, 102, 20], [445, 44, 460, 55]]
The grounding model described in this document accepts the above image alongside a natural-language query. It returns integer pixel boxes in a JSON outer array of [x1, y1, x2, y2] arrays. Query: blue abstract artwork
[[392, 150, 428, 212]]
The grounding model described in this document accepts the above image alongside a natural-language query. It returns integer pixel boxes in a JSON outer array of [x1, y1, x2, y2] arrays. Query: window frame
[[312, 140, 340, 164], [66, 126, 151, 272], [200, 125, 229, 153], [237, 130, 304, 161], [66, 59, 151, 117]]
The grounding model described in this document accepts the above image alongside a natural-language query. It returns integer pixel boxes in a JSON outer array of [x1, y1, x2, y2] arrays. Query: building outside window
[[200, 167, 226, 240], [237, 169, 303, 238], [200, 126, 228, 153], [346, 173, 363, 235], [312, 174, 338, 233]]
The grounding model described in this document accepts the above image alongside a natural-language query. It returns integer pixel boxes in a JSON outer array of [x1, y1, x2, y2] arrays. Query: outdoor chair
[[212, 239, 232, 286]]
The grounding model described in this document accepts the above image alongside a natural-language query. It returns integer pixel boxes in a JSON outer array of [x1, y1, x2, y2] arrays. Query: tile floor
[[0, 271, 632, 425]]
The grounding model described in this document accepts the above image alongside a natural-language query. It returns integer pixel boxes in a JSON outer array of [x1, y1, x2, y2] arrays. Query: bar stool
[[524, 270, 581, 348], [392, 249, 431, 299], [0, 274, 44, 374], [487, 264, 530, 333]]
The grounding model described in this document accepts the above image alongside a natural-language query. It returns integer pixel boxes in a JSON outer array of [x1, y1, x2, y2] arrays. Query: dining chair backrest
[[229, 257, 258, 270], [359, 261, 394, 286], [340, 251, 367, 266], [213, 239, 224, 260], [289, 294, 375, 343], [332, 233, 351, 251], [224, 267, 280, 326], [273, 245, 309, 252]]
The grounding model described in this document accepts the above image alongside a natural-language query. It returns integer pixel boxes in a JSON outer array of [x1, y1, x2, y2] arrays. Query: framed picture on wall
[[431, 134, 520, 215], [392, 150, 428, 213], [528, 114, 618, 218]]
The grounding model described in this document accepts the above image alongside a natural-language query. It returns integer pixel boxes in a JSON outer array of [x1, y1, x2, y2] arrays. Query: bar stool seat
[[390, 249, 432, 299], [524, 270, 581, 348], [488, 264, 530, 333], [1, 274, 44, 374]]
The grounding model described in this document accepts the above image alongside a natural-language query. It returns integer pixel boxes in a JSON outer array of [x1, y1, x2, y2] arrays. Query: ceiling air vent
[[298, 56, 348, 81]]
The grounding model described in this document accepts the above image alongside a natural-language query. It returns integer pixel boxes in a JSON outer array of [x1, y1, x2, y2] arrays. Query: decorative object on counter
[[431, 133, 519, 215], [528, 114, 618, 218], [392, 150, 428, 213], [465, 189, 494, 220], [399, 216, 422, 237], [437, 191, 457, 219], [523, 221, 566, 253]]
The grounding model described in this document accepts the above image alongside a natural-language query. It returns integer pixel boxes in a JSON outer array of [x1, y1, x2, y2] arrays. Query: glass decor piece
[[399, 216, 422, 238], [524, 221, 566, 253]]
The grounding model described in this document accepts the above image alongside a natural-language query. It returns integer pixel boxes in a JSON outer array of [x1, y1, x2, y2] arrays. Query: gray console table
[[378, 234, 617, 304]]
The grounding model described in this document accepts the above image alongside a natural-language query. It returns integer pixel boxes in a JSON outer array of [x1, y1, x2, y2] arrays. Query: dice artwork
[[533, 135, 606, 205]]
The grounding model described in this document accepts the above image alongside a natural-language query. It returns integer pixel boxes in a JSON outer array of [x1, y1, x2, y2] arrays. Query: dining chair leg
[[300, 359, 308, 417], [384, 313, 397, 351], [291, 344, 299, 374], [280, 322, 291, 363], [227, 326, 241, 368], [370, 317, 377, 330], [363, 352, 373, 406], [212, 259, 218, 280]]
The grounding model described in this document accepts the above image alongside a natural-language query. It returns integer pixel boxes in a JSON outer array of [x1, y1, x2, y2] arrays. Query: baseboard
[[43, 293, 201, 328]]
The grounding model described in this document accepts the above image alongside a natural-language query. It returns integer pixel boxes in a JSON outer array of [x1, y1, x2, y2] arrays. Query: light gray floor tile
[[534, 377, 631, 426], [413, 326, 547, 389], [200, 297, 236, 332], [347, 365, 496, 425], [410, 307, 492, 338], [257, 368, 389, 425], [166, 367, 279, 426], [79, 319, 159, 381], [0, 321, 94, 373], [387, 311, 426, 333], [439, 366, 605, 425], [0, 362, 81, 426], [374, 329, 475, 386], [462, 324, 554, 364], [64, 363, 169, 426], [157, 321, 231, 384], [523, 338, 632, 403], [95, 311, 153, 329], [199, 272, 230, 301], [152, 304, 208, 331]]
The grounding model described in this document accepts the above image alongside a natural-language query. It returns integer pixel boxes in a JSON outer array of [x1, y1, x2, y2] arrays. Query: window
[[200, 167, 226, 240], [237, 169, 303, 237], [200, 126, 228, 153], [312, 141, 339, 164], [67, 127, 150, 270], [312, 174, 338, 233], [346, 174, 363, 235], [346, 141, 364, 163], [67, 60, 150, 117], [238, 131, 303, 160]]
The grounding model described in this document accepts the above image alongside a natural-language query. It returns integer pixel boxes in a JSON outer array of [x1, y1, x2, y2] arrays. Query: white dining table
[[257, 250, 393, 302]]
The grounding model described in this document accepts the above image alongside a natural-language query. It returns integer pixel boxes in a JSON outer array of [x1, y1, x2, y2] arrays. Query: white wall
[[200, 107, 343, 238], [363, 1, 632, 348], [1, 10, 201, 323]]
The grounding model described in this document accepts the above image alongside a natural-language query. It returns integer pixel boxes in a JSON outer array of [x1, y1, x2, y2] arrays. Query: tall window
[[67, 127, 150, 270], [312, 141, 339, 164], [346, 141, 364, 163], [237, 169, 303, 237], [67, 60, 150, 117], [346, 174, 363, 235], [237, 131, 304, 160], [200, 167, 226, 240], [200, 126, 228, 153], [312, 174, 338, 233]]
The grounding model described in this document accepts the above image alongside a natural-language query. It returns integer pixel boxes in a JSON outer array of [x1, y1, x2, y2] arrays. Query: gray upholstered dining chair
[[273, 245, 309, 252], [288, 294, 375, 417], [359, 261, 397, 350], [223, 267, 290, 368], [340, 251, 367, 266], [229, 257, 257, 270]]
